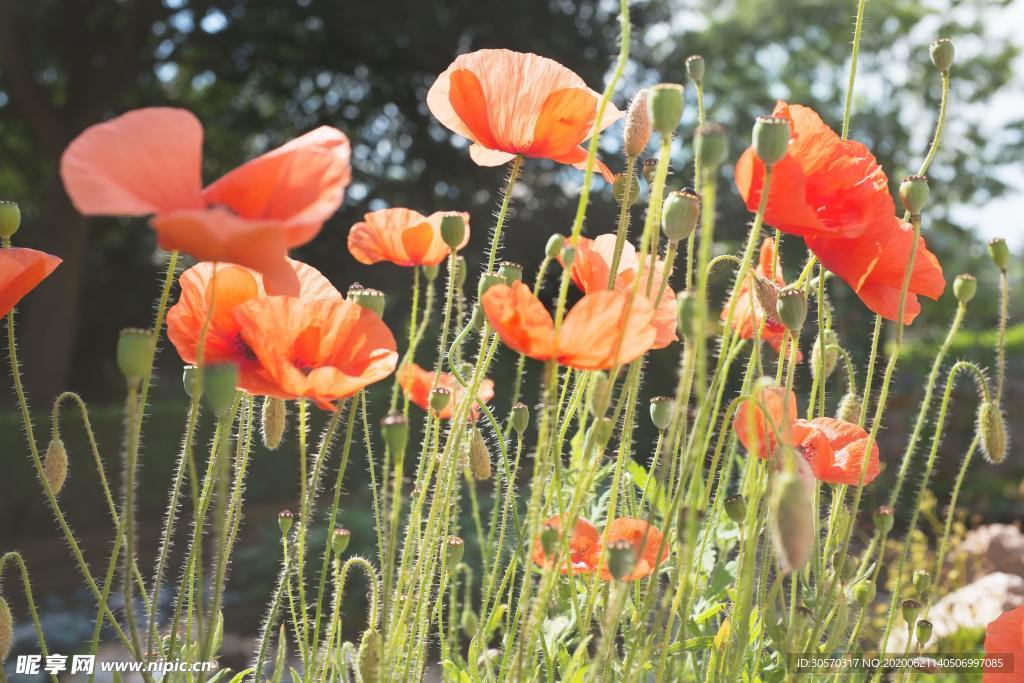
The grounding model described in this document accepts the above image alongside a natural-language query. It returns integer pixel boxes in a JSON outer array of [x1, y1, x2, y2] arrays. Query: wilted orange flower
[[791, 417, 880, 486], [562, 234, 678, 349], [234, 297, 397, 410], [0, 248, 61, 318], [426, 49, 622, 181], [734, 382, 799, 460], [167, 260, 341, 396], [735, 102, 944, 324], [61, 108, 351, 296], [531, 515, 600, 574], [984, 605, 1024, 682], [397, 362, 495, 420], [348, 209, 470, 267], [481, 281, 656, 370], [594, 518, 669, 581], [723, 237, 794, 357]]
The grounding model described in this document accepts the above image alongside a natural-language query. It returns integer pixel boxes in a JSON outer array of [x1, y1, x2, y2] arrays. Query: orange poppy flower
[[531, 514, 600, 575], [481, 281, 656, 370], [234, 297, 397, 410], [426, 49, 622, 181], [734, 382, 799, 460], [396, 362, 495, 420], [0, 248, 61, 318], [984, 605, 1024, 682], [348, 209, 470, 267], [791, 417, 881, 486], [61, 108, 351, 296], [562, 234, 678, 349], [166, 260, 341, 396], [594, 518, 669, 581], [723, 237, 794, 357]]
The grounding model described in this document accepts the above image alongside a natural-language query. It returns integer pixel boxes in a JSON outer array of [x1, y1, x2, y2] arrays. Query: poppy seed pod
[[498, 261, 523, 285], [649, 396, 673, 431], [648, 83, 685, 138], [953, 273, 977, 304], [752, 116, 790, 166], [685, 55, 705, 84], [261, 397, 288, 450], [902, 599, 922, 628], [810, 332, 839, 382], [202, 363, 238, 416], [546, 234, 565, 259], [422, 263, 440, 282], [446, 535, 465, 569], [182, 365, 202, 400], [540, 522, 560, 559], [510, 402, 530, 436], [381, 412, 409, 455], [612, 172, 641, 207], [775, 287, 808, 333], [836, 392, 863, 424], [469, 426, 492, 480], [977, 400, 1008, 464], [358, 627, 382, 683], [348, 286, 386, 317], [623, 89, 651, 157], [0, 201, 21, 239], [724, 494, 747, 524], [676, 290, 698, 339], [769, 467, 813, 572], [43, 437, 68, 495], [606, 539, 638, 581], [589, 371, 612, 417], [478, 272, 504, 298], [440, 212, 467, 250], [988, 238, 1010, 272], [641, 158, 660, 184], [873, 506, 895, 535], [851, 579, 876, 607], [913, 568, 932, 596], [0, 595, 11, 663], [331, 527, 351, 555], [929, 38, 955, 73], [916, 619, 934, 645], [429, 387, 451, 414], [695, 122, 728, 170], [454, 255, 468, 288], [117, 328, 153, 382], [662, 189, 701, 243], [277, 509, 294, 535], [899, 175, 929, 216]]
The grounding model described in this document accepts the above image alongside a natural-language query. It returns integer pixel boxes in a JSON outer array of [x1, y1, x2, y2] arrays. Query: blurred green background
[[0, 0, 1021, 667]]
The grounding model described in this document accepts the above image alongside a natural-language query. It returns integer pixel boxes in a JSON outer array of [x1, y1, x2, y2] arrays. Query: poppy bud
[[836, 393, 863, 424], [661, 189, 700, 243], [0, 595, 11, 663], [810, 332, 839, 381], [478, 272, 503, 298], [649, 396, 673, 431], [790, 606, 813, 636], [203, 363, 238, 416], [612, 172, 641, 207], [952, 273, 976, 304], [851, 579, 876, 607], [460, 608, 479, 638], [117, 328, 153, 382], [929, 38, 955, 73], [769, 467, 813, 572], [641, 158, 659, 185], [775, 287, 807, 333], [916, 619, 933, 645], [43, 437, 68, 495], [261, 397, 288, 450], [606, 539, 637, 581], [358, 627, 382, 683], [977, 400, 1008, 464], [545, 234, 565, 259], [440, 212, 467, 250], [429, 387, 451, 414], [913, 568, 932, 596], [469, 426, 492, 480], [498, 261, 523, 285], [446, 535, 465, 570], [988, 238, 1010, 273], [0, 201, 21, 240], [873, 505, 895, 534], [381, 412, 409, 455], [348, 286, 386, 317], [277, 509, 294, 535], [331, 527, 351, 555], [676, 290, 698, 339], [589, 371, 612, 416], [623, 89, 651, 157], [182, 365, 202, 400], [540, 522, 560, 559], [510, 402, 529, 436], [685, 55, 705, 85], [591, 416, 615, 451], [902, 599, 921, 628], [752, 116, 790, 166], [695, 122, 728, 170], [454, 255, 468, 288], [648, 83, 684, 138], [724, 494, 747, 524], [422, 263, 440, 281], [752, 274, 781, 323], [561, 246, 576, 268], [899, 175, 929, 216], [470, 305, 485, 331]]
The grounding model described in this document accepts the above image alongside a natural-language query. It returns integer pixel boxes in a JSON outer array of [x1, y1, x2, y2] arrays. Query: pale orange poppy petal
[[347, 208, 435, 266], [447, 69, 500, 149], [556, 290, 657, 370], [597, 518, 669, 581], [468, 146, 519, 167], [531, 515, 600, 575], [527, 87, 598, 158], [734, 384, 798, 460], [480, 282, 557, 361], [0, 248, 62, 318]]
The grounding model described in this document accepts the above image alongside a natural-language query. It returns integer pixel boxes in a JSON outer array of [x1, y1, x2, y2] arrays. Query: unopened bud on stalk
[[440, 213, 467, 249], [661, 189, 700, 243], [261, 397, 288, 450], [649, 396, 673, 431], [422, 263, 439, 282], [851, 579, 876, 607], [591, 416, 615, 451], [0, 595, 11, 663], [913, 568, 932, 596], [752, 274, 781, 321], [769, 466, 813, 572], [916, 619, 934, 645], [358, 627, 382, 683], [43, 437, 68, 495], [695, 122, 728, 170], [606, 539, 637, 581], [203, 363, 238, 416], [589, 371, 612, 417], [0, 201, 21, 239], [446, 535, 465, 569], [953, 273, 977, 304], [459, 608, 478, 637], [380, 412, 409, 455], [648, 83, 684, 138], [902, 599, 922, 628], [117, 328, 152, 382], [676, 290, 698, 339], [182, 365, 202, 399], [612, 172, 641, 207], [873, 506, 895, 535], [623, 89, 651, 157], [641, 158, 659, 185], [988, 238, 1010, 273], [752, 116, 790, 166], [724, 494, 747, 524], [929, 38, 955, 73], [561, 245, 576, 268], [899, 175, 929, 216], [498, 261, 522, 285], [277, 509, 294, 535], [810, 332, 839, 381], [348, 285, 386, 317], [546, 234, 565, 259], [836, 393, 863, 424], [331, 527, 351, 555], [977, 401, 1008, 464], [470, 305, 485, 331], [469, 426, 492, 480], [454, 255, 467, 288], [775, 287, 807, 333], [430, 387, 451, 414], [478, 272, 503, 298], [540, 523, 560, 559], [685, 55, 705, 85], [510, 402, 529, 436]]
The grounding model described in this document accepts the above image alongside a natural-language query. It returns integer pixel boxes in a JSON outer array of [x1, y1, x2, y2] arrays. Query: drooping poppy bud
[[498, 261, 523, 285], [676, 290, 698, 339], [649, 396, 673, 431], [685, 55, 705, 85], [358, 627, 382, 683], [469, 426, 492, 480], [589, 371, 612, 417], [429, 387, 451, 414], [446, 535, 465, 569], [724, 494, 747, 524], [695, 122, 728, 170], [591, 416, 615, 451], [851, 579, 876, 607], [331, 527, 351, 555], [623, 89, 651, 158], [810, 332, 839, 381], [769, 466, 812, 572], [836, 393, 862, 424], [648, 83, 684, 138], [0, 201, 21, 240], [117, 328, 153, 383], [510, 402, 529, 436], [661, 189, 700, 243], [0, 595, 11, 663], [470, 305, 485, 332], [902, 599, 922, 628], [988, 238, 1010, 273], [873, 505, 895, 535], [261, 397, 288, 450], [752, 116, 790, 166], [422, 263, 440, 282], [775, 287, 807, 333], [953, 273, 977, 304], [43, 437, 68, 495], [612, 172, 641, 207], [182, 365, 202, 400], [454, 255, 468, 288], [440, 213, 467, 250], [929, 38, 955, 73], [277, 509, 294, 535], [899, 175, 929, 216], [546, 234, 565, 259], [380, 412, 409, 455], [606, 539, 638, 581], [977, 401, 1008, 464], [916, 619, 933, 645], [641, 158, 659, 184], [459, 608, 479, 637], [203, 363, 238, 416], [540, 522, 560, 559], [348, 286, 386, 317]]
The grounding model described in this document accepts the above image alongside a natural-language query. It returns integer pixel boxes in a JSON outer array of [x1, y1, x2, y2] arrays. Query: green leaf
[[626, 460, 667, 515], [271, 624, 287, 683]]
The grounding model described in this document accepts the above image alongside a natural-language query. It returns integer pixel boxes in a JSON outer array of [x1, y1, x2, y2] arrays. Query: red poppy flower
[[562, 234, 678, 349], [984, 605, 1024, 682], [234, 297, 397, 410], [166, 260, 341, 396], [531, 514, 600, 575], [426, 49, 622, 181], [396, 362, 495, 420], [348, 209, 470, 267], [61, 108, 351, 296], [0, 248, 61, 318], [593, 518, 669, 581], [735, 102, 944, 324], [722, 237, 796, 357], [791, 417, 881, 486], [734, 382, 799, 460], [481, 281, 656, 371]]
